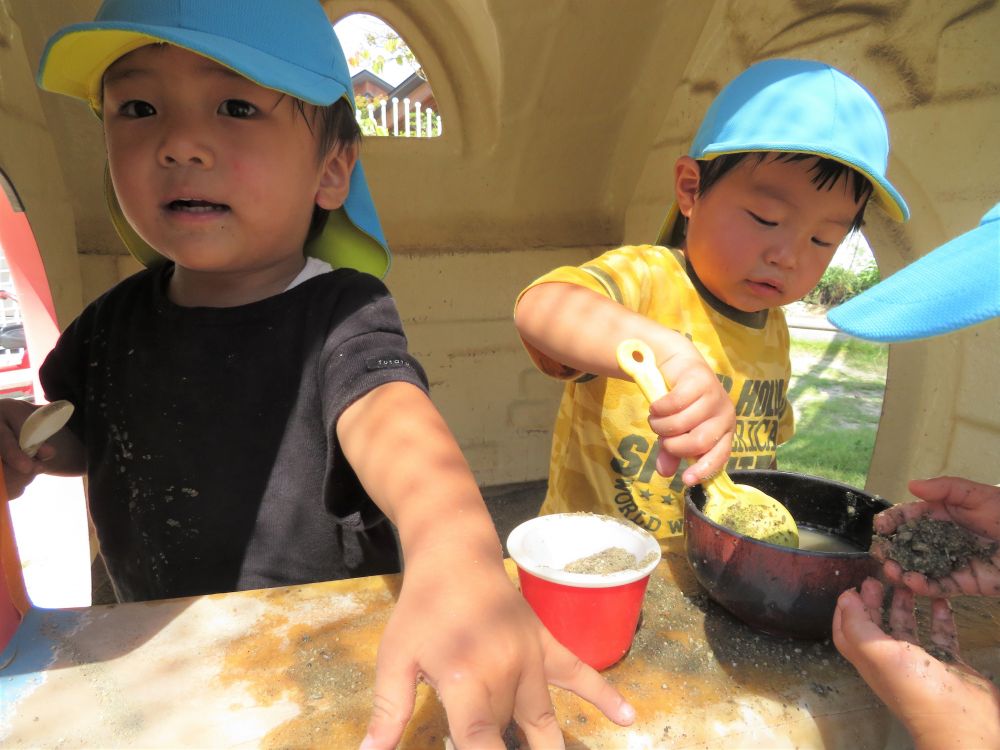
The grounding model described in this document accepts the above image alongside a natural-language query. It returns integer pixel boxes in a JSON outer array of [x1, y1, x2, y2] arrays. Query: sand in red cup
[[506, 513, 661, 670]]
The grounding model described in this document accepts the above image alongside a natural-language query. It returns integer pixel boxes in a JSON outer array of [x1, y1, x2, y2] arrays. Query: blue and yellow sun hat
[[657, 58, 909, 248], [828, 203, 1000, 342], [37, 0, 390, 278]]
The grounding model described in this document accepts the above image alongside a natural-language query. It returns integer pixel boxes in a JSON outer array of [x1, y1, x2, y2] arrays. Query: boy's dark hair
[[297, 97, 362, 159], [697, 152, 874, 231]]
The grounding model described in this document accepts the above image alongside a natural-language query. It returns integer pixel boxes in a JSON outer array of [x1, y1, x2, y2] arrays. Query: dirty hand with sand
[[870, 476, 1000, 598], [833, 577, 1000, 750]]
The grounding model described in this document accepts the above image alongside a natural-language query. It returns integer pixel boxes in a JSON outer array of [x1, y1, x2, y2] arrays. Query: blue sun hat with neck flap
[[36, 0, 390, 279], [657, 58, 909, 248], [827, 203, 1000, 342]]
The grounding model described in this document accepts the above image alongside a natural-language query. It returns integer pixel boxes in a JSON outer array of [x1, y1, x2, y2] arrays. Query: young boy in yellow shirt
[[515, 59, 909, 543], [0, 1, 636, 746]]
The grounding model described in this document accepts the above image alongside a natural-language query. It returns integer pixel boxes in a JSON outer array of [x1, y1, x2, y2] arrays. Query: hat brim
[[827, 206, 1000, 342], [38, 24, 347, 110]]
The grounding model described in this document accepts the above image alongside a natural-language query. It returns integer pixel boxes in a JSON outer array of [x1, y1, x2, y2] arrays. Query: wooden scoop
[[19, 400, 75, 458], [616, 339, 799, 548]]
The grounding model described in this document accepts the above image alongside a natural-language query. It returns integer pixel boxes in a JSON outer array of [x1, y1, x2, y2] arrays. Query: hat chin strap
[[104, 165, 391, 279]]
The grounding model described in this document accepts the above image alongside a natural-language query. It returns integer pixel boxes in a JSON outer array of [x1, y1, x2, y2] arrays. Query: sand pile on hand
[[878, 517, 998, 578]]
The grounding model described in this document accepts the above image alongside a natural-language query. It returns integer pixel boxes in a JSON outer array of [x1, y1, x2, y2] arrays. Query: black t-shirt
[[40, 264, 428, 602]]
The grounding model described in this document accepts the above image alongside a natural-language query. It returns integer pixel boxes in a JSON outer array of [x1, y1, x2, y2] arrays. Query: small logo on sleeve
[[365, 356, 412, 372]]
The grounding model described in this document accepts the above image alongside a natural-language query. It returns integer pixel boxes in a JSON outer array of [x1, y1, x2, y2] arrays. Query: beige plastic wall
[[2, 0, 998, 499]]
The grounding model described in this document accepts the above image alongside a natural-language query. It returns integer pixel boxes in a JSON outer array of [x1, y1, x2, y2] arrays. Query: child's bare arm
[[337, 381, 635, 749], [0, 399, 85, 498], [517, 282, 697, 379], [516, 282, 735, 483], [833, 578, 1000, 750]]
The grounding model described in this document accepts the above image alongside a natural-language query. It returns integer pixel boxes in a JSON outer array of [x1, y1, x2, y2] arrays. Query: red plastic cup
[[506, 513, 661, 670]]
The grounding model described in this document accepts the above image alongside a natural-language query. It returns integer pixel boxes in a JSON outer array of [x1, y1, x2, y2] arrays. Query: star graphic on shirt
[[639, 488, 653, 500]]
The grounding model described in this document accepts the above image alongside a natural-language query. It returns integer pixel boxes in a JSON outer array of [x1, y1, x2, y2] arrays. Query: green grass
[[788, 337, 888, 372], [777, 336, 889, 488]]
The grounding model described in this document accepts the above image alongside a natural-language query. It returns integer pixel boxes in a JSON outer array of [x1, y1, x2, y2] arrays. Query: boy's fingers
[[872, 503, 943, 535], [0, 439, 36, 477], [879, 559, 907, 586], [361, 657, 418, 750], [928, 598, 960, 660], [969, 557, 1000, 596], [872, 509, 905, 536], [542, 635, 636, 727], [899, 570, 953, 598], [941, 565, 980, 596], [833, 587, 885, 655], [868, 537, 891, 562], [858, 577, 885, 615], [906, 476, 992, 509], [887, 587, 918, 645], [32, 443, 57, 462], [435, 678, 505, 750], [511, 666, 564, 750], [680, 434, 732, 485], [654, 450, 680, 479]]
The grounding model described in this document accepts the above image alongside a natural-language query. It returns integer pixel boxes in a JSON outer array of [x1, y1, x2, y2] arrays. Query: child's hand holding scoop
[[19, 400, 75, 458]]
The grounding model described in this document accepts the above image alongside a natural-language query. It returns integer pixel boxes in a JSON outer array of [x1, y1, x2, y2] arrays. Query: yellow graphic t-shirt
[[519, 245, 794, 544]]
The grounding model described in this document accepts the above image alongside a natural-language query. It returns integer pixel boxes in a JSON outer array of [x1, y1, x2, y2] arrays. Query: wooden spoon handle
[[616, 339, 668, 402]]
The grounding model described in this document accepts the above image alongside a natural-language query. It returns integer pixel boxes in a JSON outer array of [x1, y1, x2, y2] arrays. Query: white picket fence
[[356, 97, 442, 138]]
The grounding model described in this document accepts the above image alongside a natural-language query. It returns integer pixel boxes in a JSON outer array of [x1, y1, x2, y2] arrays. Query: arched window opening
[[782, 229, 888, 489], [334, 13, 443, 138]]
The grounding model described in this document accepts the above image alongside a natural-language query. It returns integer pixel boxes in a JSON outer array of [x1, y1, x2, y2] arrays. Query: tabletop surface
[[3, 540, 998, 749]]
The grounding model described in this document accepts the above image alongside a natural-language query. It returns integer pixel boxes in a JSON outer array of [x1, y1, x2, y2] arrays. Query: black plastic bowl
[[684, 470, 891, 639]]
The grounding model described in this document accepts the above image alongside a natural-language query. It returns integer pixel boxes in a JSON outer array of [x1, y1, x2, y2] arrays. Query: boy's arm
[[337, 381, 636, 750], [0, 399, 85, 498], [516, 281, 734, 484]]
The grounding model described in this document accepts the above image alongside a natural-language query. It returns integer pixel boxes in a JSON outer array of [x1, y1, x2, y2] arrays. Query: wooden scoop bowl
[[616, 339, 799, 548], [19, 400, 75, 458]]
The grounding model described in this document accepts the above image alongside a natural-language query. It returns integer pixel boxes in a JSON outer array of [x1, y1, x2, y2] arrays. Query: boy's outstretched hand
[[870, 476, 1000, 598], [361, 548, 635, 749], [833, 577, 1000, 750], [338, 382, 635, 750]]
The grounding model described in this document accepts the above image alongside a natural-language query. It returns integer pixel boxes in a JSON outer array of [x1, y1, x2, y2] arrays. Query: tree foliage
[[347, 29, 425, 81], [803, 263, 881, 306]]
